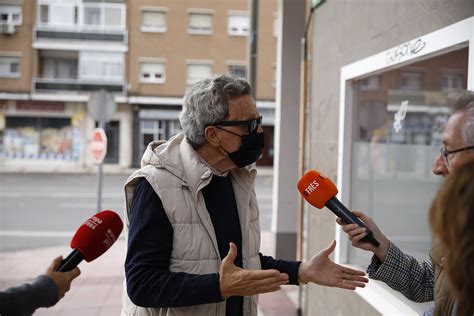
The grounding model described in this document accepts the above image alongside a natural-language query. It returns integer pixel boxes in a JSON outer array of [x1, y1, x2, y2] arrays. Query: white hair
[[179, 74, 252, 148], [448, 89, 474, 145]]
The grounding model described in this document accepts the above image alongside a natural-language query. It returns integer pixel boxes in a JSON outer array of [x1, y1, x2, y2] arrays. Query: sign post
[[87, 90, 117, 213]]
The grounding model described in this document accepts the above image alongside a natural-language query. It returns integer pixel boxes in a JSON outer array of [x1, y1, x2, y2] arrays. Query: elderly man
[[122, 74, 368, 316], [337, 89, 474, 316]]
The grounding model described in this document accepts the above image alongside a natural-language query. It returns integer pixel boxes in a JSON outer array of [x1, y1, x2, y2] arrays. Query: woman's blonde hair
[[429, 159, 474, 316]]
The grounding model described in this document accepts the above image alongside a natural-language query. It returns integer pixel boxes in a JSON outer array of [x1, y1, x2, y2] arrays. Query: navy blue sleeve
[[259, 254, 301, 285], [125, 178, 223, 307]]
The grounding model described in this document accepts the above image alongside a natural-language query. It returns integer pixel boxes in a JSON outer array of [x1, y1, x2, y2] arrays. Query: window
[[41, 58, 78, 79], [187, 63, 212, 85], [188, 12, 212, 34], [228, 12, 248, 36], [0, 5, 22, 26], [440, 71, 464, 91], [140, 62, 166, 83], [228, 65, 246, 78], [39, 4, 49, 23], [141, 9, 167, 32], [4, 116, 74, 160], [400, 70, 423, 90], [0, 56, 20, 77], [37, 2, 77, 27], [359, 75, 380, 91], [84, 6, 100, 26], [139, 119, 181, 158], [79, 51, 123, 81], [348, 48, 468, 270]]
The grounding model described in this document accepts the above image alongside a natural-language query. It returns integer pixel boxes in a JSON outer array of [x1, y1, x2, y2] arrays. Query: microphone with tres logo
[[57, 210, 124, 272], [297, 170, 380, 247]]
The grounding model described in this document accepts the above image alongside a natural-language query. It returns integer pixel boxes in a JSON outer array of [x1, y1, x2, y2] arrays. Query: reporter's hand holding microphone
[[336, 211, 391, 262], [46, 256, 81, 299], [298, 169, 390, 263], [0, 210, 123, 315]]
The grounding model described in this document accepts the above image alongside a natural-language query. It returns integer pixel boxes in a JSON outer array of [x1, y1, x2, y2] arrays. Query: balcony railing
[[33, 77, 126, 94], [33, 26, 128, 45]]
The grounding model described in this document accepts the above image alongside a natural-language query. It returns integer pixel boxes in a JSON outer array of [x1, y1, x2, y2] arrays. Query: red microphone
[[297, 170, 380, 247], [57, 210, 124, 272]]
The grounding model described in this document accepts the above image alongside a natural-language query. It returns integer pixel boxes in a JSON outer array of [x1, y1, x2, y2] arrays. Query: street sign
[[87, 90, 117, 123], [91, 128, 108, 164]]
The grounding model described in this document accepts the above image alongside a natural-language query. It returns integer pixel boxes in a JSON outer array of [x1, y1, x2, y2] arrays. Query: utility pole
[[248, 0, 258, 96]]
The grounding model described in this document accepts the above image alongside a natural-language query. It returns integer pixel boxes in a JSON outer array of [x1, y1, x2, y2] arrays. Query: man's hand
[[298, 240, 368, 290], [336, 210, 390, 262], [219, 243, 289, 299], [45, 256, 81, 299]]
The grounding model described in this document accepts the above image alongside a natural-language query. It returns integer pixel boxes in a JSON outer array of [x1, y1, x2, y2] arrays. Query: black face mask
[[220, 131, 265, 168]]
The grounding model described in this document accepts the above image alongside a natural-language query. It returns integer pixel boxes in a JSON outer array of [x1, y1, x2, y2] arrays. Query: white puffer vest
[[121, 133, 261, 316]]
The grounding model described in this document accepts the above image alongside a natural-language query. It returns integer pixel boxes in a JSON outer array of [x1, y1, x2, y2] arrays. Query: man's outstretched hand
[[298, 240, 368, 290], [219, 242, 289, 299]]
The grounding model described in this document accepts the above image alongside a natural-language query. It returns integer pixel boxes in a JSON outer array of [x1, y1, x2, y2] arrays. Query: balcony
[[35, 27, 127, 43], [33, 77, 125, 94], [33, 1, 127, 49]]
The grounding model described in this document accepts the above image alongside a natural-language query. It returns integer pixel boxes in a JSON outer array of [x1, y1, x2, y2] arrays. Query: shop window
[[188, 12, 213, 35], [139, 119, 180, 158], [186, 63, 211, 86], [228, 12, 248, 36], [95, 121, 119, 164], [348, 47, 468, 268], [140, 62, 165, 83], [0, 56, 20, 78], [141, 9, 166, 32], [4, 116, 76, 160]]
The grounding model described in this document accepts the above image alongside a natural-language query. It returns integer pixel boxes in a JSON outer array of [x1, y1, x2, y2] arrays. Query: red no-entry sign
[[91, 128, 107, 164]]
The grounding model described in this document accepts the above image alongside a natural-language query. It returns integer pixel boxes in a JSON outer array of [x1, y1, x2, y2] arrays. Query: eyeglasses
[[439, 146, 474, 166], [214, 116, 262, 134]]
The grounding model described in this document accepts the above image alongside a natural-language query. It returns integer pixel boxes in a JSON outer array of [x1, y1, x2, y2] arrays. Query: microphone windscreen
[[70, 210, 123, 262], [297, 170, 338, 209]]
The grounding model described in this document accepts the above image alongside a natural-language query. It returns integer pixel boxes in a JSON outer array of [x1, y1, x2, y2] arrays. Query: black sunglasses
[[213, 116, 262, 134]]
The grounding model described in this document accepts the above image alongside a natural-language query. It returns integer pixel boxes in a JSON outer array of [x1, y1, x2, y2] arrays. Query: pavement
[[0, 231, 299, 316]]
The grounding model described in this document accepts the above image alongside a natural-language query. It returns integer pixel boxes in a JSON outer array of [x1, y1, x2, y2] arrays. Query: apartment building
[[0, 0, 278, 172], [127, 0, 278, 166]]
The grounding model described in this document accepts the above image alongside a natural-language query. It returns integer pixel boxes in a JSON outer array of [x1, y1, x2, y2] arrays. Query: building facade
[[299, 1, 474, 315], [0, 0, 278, 172]]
